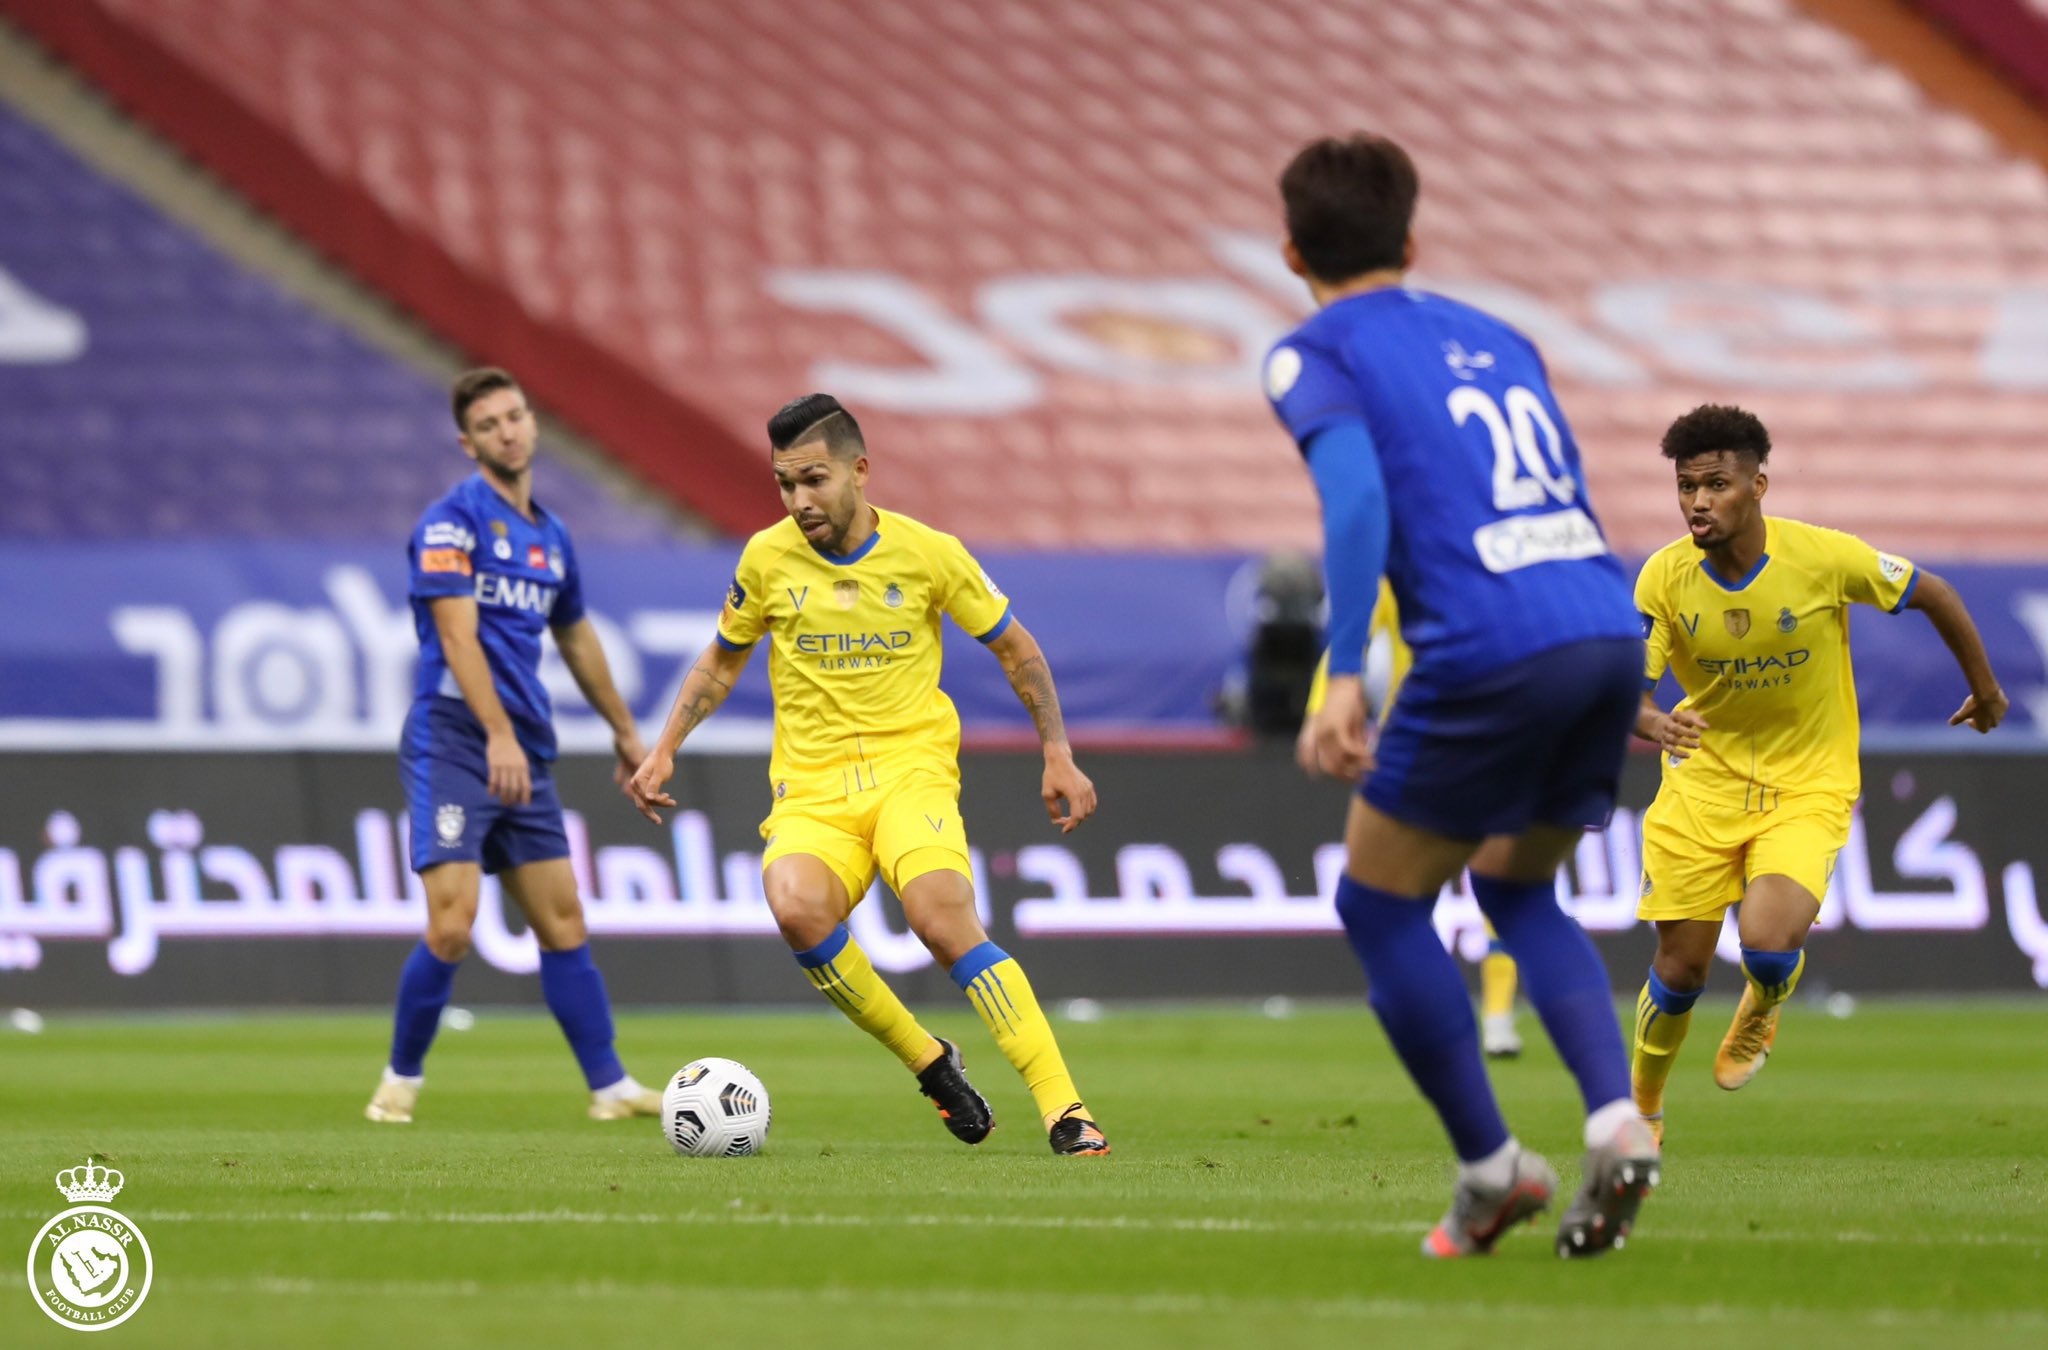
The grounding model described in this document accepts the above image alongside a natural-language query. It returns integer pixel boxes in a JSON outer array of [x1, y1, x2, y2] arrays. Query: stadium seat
[[0, 103, 674, 542], [9, 0, 2048, 554]]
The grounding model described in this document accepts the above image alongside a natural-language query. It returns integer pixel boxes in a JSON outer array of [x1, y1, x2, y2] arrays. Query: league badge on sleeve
[[421, 521, 476, 551], [1264, 346, 1303, 400]]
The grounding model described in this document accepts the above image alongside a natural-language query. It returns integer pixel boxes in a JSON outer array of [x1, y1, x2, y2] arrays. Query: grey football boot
[[1555, 1115, 1661, 1258]]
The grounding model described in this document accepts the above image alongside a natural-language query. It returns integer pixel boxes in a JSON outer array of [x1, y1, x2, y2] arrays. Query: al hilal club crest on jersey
[[26, 1158, 154, 1331]]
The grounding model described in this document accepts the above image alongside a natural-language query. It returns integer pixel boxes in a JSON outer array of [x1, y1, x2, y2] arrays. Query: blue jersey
[[406, 473, 585, 760], [1265, 288, 1636, 682]]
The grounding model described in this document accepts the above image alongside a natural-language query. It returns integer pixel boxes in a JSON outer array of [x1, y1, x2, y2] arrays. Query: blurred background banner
[[2, 542, 2045, 747], [3, 748, 2042, 1004], [0, 542, 1255, 747]]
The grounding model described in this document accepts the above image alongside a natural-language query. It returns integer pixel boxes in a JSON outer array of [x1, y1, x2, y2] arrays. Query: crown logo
[[56, 1158, 124, 1204]]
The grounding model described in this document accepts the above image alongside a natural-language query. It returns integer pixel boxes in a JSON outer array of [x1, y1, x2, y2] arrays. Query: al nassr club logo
[[26, 1158, 153, 1331]]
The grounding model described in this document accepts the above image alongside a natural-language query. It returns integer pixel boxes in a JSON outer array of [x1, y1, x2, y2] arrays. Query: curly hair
[[1660, 404, 1770, 463]]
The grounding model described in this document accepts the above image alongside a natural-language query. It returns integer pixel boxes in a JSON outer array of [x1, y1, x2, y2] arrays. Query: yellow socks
[[795, 926, 1092, 1128], [1480, 946, 1518, 1020], [1632, 971, 1701, 1115], [795, 925, 939, 1071], [950, 942, 1085, 1127]]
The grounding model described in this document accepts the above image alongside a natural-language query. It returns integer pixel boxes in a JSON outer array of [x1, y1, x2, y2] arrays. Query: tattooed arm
[[626, 638, 753, 823], [986, 620, 1098, 833]]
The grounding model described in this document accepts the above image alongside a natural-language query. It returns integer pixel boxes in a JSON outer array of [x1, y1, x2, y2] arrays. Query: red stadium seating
[[9, 0, 2048, 555]]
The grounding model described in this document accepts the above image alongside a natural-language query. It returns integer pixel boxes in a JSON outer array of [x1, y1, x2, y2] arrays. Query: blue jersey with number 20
[[1265, 288, 1637, 681]]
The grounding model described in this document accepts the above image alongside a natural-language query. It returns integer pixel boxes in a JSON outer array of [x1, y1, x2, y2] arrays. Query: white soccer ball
[[661, 1057, 771, 1157]]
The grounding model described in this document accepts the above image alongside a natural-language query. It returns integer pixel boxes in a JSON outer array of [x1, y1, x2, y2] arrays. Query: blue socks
[[1645, 966, 1703, 1015], [388, 940, 459, 1077], [1334, 875, 1510, 1162], [390, 939, 627, 1091], [539, 944, 626, 1091], [1740, 947, 1800, 989], [1471, 874, 1632, 1113]]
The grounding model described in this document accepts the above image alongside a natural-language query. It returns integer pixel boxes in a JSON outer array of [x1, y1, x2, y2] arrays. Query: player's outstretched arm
[[628, 639, 753, 823], [430, 595, 530, 806], [986, 621, 1098, 833], [1906, 570, 2009, 733], [553, 617, 649, 789]]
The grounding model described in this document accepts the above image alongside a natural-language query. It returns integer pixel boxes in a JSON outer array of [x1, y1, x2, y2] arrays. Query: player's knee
[[764, 880, 841, 951], [774, 906, 841, 952], [899, 869, 984, 964], [529, 907, 588, 952], [1737, 911, 1810, 952], [1651, 947, 1711, 992], [423, 921, 472, 963], [908, 907, 984, 968]]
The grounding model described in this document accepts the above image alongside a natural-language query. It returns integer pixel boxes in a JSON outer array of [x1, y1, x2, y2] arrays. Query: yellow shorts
[[758, 758, 973, 905], [1637, 788, 1851, 923]]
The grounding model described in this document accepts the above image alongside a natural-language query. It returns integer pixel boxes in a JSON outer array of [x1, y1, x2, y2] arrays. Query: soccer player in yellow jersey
[[1299, 581, 1524, 1059], [1630, 405, 2006, 1143], [628, 394, 1108, 1156]]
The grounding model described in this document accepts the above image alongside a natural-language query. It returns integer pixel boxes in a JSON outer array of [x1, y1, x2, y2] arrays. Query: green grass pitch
[[2, 1000, 2043, 1348]]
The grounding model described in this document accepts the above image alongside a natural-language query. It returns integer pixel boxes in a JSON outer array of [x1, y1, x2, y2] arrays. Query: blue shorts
[[1364, 637, 1643, 840], [401, 699, 569, 875]]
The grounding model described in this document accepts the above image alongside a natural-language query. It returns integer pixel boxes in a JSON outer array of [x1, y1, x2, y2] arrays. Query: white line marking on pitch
[[2, 1205, 2041, 1249], [164, 1276, 2048, 1331]]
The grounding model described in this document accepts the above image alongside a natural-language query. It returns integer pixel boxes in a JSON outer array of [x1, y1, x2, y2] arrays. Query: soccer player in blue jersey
[[365, 367, 663, 1124], [1266, 135, 1658, 1259]]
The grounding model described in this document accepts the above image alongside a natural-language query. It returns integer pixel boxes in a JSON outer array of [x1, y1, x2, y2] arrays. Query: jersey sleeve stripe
[[1889, 569, 1919, 614], [714, 632, 754, 651], [974, 606, 1014, 644]]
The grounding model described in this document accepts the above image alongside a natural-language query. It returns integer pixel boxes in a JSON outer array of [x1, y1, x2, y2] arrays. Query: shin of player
[[1272, 134, 1657, 1259], [370, 368, 660, 1125], [629, 395, 1107, 1155], [1631, 405, 2007, 1142]]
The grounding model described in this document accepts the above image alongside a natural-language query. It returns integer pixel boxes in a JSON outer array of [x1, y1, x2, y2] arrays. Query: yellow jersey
[[1304, 579, 1410, 718], [716, 509, 1010, 785], [1636, 515, 1916, 811]]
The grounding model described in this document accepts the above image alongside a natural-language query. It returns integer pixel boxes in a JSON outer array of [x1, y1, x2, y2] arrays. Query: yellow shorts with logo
[[758, 756, 973, 904], [1637, 787, 1852, 923]]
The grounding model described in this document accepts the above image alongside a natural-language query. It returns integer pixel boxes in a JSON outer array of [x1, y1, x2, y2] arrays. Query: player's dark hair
[[768, 393, 865, 459], [1661, 403, 1772, 465], [451, 367, 522, 432], [1279, 134, 1420, 283]]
